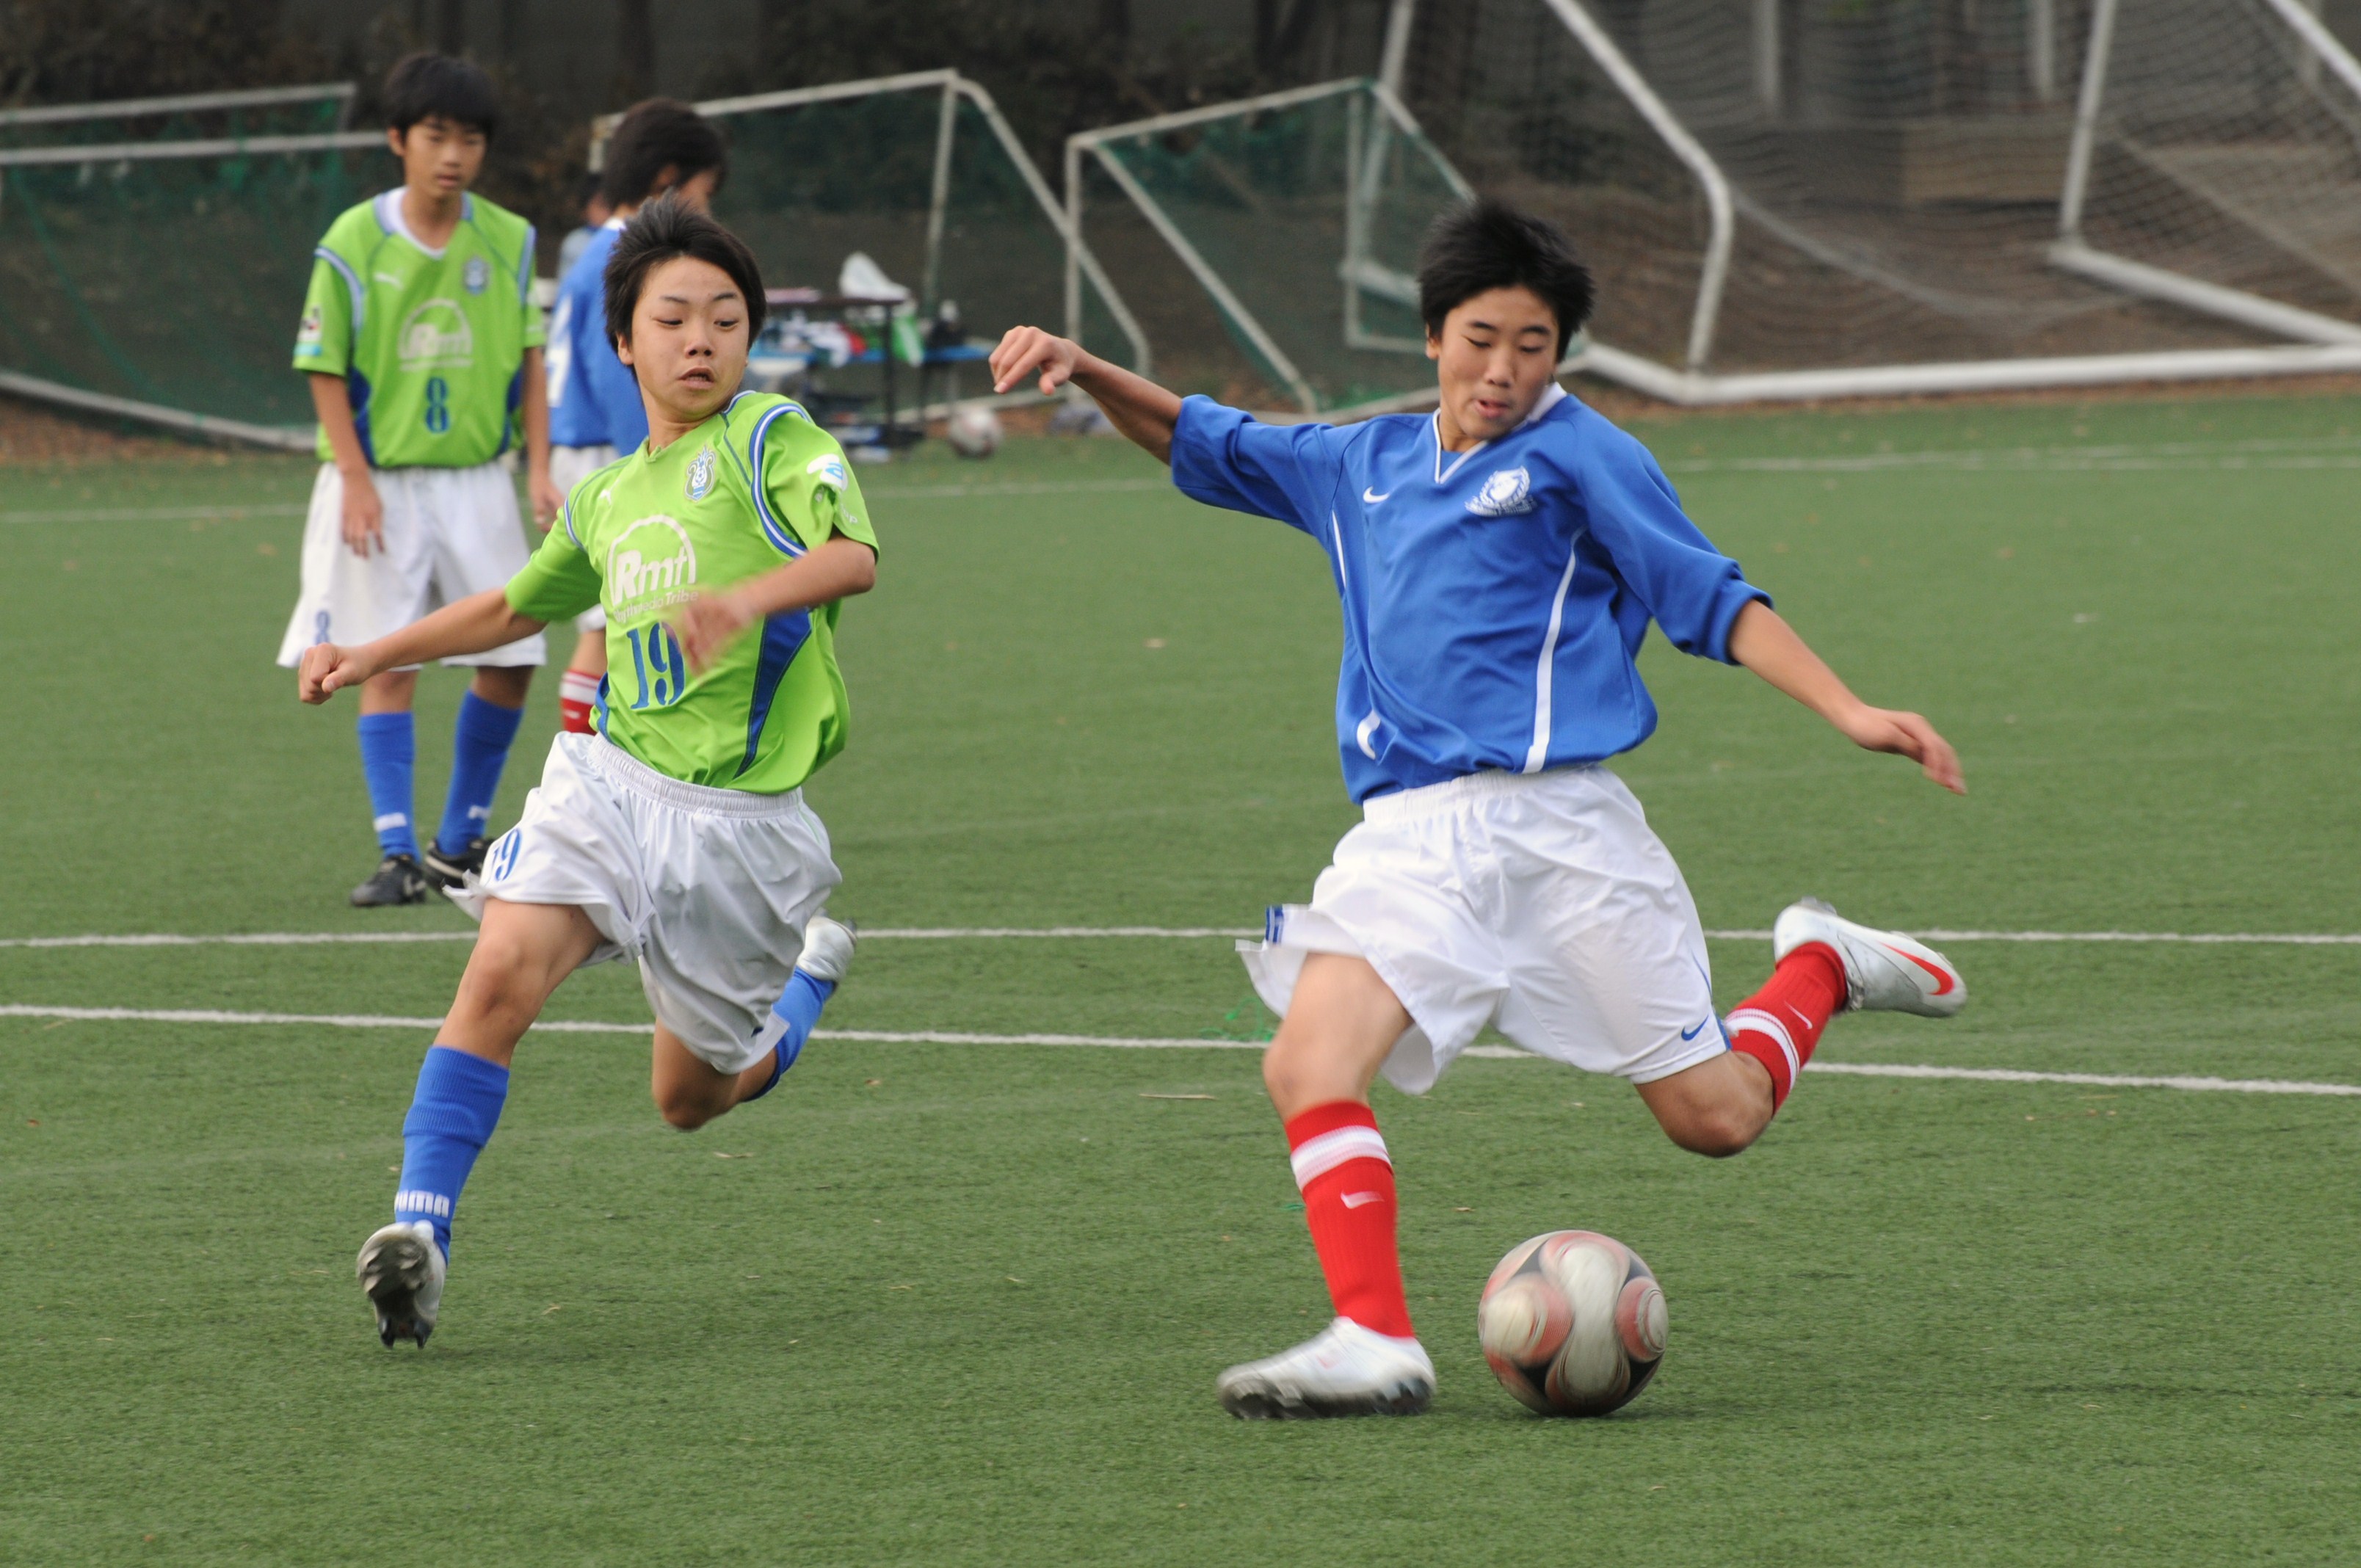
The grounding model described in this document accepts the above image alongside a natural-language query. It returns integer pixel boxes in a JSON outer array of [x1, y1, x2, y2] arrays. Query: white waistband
[[1360, 763, 1601, 825], [580, 735, 805, 819]]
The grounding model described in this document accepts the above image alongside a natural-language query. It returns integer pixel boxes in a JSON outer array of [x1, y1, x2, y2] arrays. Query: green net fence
[[0, 137, 382, 436], [1074, 79, 1472, 414], [0, 85, 355, 151]]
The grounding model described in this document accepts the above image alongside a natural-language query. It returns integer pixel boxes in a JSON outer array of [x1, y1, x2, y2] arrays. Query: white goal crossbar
[[600, 69, 1148, 375], [0, 82, 357, 133]]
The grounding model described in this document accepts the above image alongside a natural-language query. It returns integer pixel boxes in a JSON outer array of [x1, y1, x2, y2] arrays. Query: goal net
[[1382, 0, 2361, 399], [0, 129, 382, 444], [649, 70, 1142, 414], [0, 83, 356, 150], [1069, 79, 1473, 415]]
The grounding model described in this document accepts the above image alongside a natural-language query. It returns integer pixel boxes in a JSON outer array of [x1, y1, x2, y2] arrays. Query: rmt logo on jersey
[[606, 515, 700, 615], [396, 299, 475, 370]]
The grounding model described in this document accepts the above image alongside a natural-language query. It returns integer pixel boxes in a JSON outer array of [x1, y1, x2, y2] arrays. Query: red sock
[[1727, 943, 1846, 1111], [558, 670, 601, 735], [1285, 1100, 1413, 1338]]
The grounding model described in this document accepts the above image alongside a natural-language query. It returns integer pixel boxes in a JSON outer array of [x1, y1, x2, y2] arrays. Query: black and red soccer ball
[[1478, 1230, 1667, 1416]]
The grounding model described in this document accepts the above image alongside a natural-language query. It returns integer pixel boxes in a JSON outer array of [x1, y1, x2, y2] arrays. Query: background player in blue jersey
[[991, 200, 1971, 1419], [545, 99, 729, 735]]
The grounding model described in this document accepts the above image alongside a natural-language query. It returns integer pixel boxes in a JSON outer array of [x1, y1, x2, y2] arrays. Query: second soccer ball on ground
[[1478, 1230, 1667, 1415], [946, 404, 1003, 458]]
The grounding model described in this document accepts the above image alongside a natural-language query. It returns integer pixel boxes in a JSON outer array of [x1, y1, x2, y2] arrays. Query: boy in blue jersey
[[278, 54, 562, 907], [545, 99, 728, 735], [992, 200, 1970, 1419]]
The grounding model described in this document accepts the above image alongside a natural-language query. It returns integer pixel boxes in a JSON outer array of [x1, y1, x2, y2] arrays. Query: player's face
[[388, 116, 487, 201], [617, 255, 751, 429], [1426, 286, 1562, 446]]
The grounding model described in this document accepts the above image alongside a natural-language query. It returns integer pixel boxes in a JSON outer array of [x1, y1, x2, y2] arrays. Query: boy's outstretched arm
[[990, 327, 1183, 464], [298, 589, 545, 704], [1727, 600, 1965, 794]]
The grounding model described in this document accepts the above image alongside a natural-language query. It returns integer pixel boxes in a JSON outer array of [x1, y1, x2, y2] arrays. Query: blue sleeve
[[1167, 395, 1342, 534], [584, 317, 649, 452], [1578, 435, 1769, 664]]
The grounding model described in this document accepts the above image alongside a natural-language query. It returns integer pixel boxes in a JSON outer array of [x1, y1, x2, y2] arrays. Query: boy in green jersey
[[277, 54, 561, 908], [300, 200, 878, 1350]]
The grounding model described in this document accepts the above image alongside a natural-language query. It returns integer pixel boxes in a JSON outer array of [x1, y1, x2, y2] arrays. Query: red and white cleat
[[1773, 897, 1966, 1018]]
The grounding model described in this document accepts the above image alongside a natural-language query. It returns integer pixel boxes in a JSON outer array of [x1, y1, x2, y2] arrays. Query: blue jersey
[[1170, 385, 1768, 803], [544, 219, 650, 452]]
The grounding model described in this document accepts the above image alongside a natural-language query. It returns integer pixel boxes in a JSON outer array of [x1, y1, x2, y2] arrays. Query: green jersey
[[505, 393, 879, 794], [294, 190, 545, 468]]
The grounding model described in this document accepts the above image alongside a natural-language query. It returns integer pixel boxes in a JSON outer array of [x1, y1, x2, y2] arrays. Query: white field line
[[7, 926, 2361, 950], [8, 435, 2361, 529], [2, 1003, 2355, 1096]]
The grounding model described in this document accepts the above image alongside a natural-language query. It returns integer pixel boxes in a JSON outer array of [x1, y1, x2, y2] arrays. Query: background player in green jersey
[[298, 201, 879, 1350], [277, 54, 562, 907]]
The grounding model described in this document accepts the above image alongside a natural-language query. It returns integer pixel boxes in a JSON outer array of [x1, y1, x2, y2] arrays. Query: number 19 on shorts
[[625, 625, 689, 709]]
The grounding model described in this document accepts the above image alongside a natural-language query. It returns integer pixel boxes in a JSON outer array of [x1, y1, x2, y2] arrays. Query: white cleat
[[1774, 897, 1965, 1017], [357, 1219, 445, 1349], [794, 914, 857, 985], [1216, 1316, 1436, 1419]]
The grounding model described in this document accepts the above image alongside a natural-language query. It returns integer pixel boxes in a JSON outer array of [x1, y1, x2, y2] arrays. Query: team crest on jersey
[[1466, 466, 1535, 518], [296, 302, 324, 346], [685, 446, 717, 501], [463, 256, 490, 294], [607, 515, 700, 616], [806, 453, 849, 490], [396, 299, 474, 369]]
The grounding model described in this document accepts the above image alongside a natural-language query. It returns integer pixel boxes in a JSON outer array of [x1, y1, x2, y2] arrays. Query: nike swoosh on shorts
[[1363, 487, 1391, 503], [1680, 1020, 1711, 1040]]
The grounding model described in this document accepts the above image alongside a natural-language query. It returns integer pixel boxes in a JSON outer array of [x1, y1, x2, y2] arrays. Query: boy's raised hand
[[990, 327, 1084, 396]]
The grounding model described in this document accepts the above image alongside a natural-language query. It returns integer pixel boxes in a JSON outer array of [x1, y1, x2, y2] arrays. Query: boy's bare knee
[[1669, 1108, 1760, 1158], [654, 1086, 716, 1130]]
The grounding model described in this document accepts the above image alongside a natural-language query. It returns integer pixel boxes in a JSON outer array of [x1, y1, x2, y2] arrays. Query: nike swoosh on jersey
[[1363, 486, 1392, 503]]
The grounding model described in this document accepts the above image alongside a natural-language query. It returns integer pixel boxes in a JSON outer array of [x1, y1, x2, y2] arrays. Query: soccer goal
[[1391, 0, 2361, 403], [0, 119, 382, 446], [0, 81, 357, 150], [607, 68, 1146, 414], [1065, 77, 1473, 415]]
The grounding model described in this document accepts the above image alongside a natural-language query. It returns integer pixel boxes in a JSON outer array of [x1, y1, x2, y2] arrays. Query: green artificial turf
[[3, 391, 2359, 1564]]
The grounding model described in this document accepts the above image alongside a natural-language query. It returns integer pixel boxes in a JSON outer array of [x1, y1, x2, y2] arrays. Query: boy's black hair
[[383, 52, 500, 140], [601, 98, 729, 209], [604, 197, 767, 350], [1417, 198, 1595, 357]]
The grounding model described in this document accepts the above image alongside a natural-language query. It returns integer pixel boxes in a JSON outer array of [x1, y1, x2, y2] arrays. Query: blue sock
[[356, 712, 418, 860], [392, 1045, 510, 1257], [436, 690, 525, 857], [744, 973, 834, 1102]]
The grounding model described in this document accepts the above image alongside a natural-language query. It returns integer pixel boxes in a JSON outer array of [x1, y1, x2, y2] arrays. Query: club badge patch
[[806, 453, 849, 490], [685, 446, 717, 501], [1467, 466, 1535, 518], [463, 256, 490, 294]]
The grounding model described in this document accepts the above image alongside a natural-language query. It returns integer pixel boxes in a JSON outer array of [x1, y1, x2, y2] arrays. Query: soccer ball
[[1478, 1230, 1667, 1416], [946, 405, 1003, 459]]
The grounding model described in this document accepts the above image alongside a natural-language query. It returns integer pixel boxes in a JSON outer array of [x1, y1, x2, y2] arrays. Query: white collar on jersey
[[1431, 380, 1569, 483], [374, 189, 474, 259]]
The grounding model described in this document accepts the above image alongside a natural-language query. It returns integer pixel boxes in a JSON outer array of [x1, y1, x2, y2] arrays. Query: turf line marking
[[1804, 1061, 2361, 1096], [861, 478, 1170, 501], [9, 926, 2361, 950], [4, 1004, 2356, 1095]]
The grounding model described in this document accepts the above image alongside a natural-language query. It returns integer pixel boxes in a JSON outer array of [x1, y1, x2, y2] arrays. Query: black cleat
[[349, 854, 429, 907], [421, 836, 488, 892]]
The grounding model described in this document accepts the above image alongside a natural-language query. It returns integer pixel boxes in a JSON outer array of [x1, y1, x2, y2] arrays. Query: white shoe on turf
[[356, 1219, 445, 1349], [1216, 1316, 1435, 1419], [795, 914, 857, 985], [1774, 897, 1965, 1017]]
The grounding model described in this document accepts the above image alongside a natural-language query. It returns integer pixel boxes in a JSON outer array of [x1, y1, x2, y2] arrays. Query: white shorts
[[551, 443, 620, 633], [449, 733, 841, 1074], [1238, 766, 1726, 1095], [276, 462, 548, 668]]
